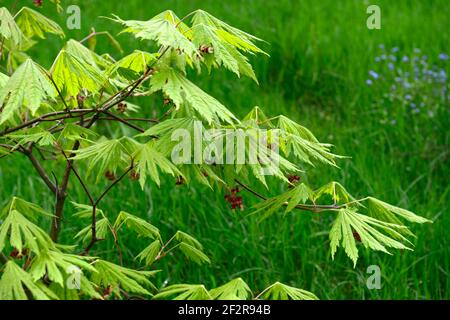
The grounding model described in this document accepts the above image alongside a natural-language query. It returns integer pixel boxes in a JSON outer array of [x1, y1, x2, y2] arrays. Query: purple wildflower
[[369, 70, 380, 79]]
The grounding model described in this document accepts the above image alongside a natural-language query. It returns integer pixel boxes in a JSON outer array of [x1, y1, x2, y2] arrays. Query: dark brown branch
[[101, 111, 145, 133], [45, 71, 71, 115], [0, 109, 96, 137], [24, 149, 58, 194], [60, 149, 94, 205], [81, 204, 101, 255], [234, 179, 343, 213], [82, 164, 134, 255], [96, 116, 159, 123], [50, 141, 81, 242], [95, 164, 134, 206]]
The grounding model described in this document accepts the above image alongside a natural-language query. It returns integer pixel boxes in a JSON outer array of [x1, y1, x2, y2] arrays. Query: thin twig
[[95, 164, 134, 206], [101, 111, 145, 133], [24, 149, 58, 194], [60, 148, 95, 205], [234, 179, 362, 213], [0, 109, 96, 137]]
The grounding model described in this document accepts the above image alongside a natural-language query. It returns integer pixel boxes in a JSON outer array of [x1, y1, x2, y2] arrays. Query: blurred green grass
[[1, 0, 449, 299]]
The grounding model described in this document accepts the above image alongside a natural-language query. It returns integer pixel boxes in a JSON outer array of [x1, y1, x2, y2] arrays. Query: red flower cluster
[[105, 170, 116, 181], [117, 103, 127, 114], [225, 187, 244, 210], [129, 170, 140, 181], [288, 175, 300, 187], [34, 0, 43, 7]]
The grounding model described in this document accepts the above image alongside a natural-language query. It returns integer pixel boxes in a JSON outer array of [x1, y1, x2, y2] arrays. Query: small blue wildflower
[[391, 84, 397, 91], [389, 55, 397, 61], [410, 103, 416, 109], [414, 48, 421, 53], [390, 119, 397, 126], [369, 70, 380, 79], [388, 63, 394, 70], [413, 108, 420, 114], [366, 79, 373, 85], [439, 70, 447, 79], [402, 56, 409, 62], [391, 47, 399, 53], [439, 53, 449, 60], [395, 77, 401, 82], [422, 55, 428, 60], [375, 57, 381, 62], [405, 94, 412, 100], [403, 82, 412, 89], [381, 54, 387, 60], [428, 111, 434, 117], [379, 44, 385, 50]]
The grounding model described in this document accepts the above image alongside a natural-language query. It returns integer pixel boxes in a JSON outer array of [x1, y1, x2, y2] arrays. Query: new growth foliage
[[0, 4, 431, 300]]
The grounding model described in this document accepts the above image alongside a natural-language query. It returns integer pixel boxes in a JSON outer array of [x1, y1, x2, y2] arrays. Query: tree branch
[[24, 148, 58, 194], [101, 110, 145, 133], [0, 109, 96, 137], [234, 179, 357, 213], [50, 140, 81, 242]]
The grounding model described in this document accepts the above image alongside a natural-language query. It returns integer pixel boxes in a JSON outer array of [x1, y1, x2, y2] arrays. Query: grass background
[[1, 0, 449, 299]]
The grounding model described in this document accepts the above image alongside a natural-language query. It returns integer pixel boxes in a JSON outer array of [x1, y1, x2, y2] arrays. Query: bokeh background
[[1, 0, 449, 299]]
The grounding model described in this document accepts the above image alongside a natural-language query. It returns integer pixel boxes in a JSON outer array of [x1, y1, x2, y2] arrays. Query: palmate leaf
[[75, 217, 111, 243], [112, 10, 198, 58], [15, 7, 65, 39], [314, 181, 355, 204], [50, 49, 106, 99], [0, 196, 52, 221], [259, 282, 318, 300], [242, 106, 273, 127], [366, 197, 431, 224], [191, 10, 266, 82], [70, 137, 131, 180], [49, 275, 102, 300], [58, 123, 97, 142], [178, 242, 211, 265], [0, 209, 55, 254], [136, 240, 161, 266], [114, 211, 160, 239], [91, 260, 157, 296], [330, 208, 413, 267], [150, 67, 238, 124], [277, 116, 341, 167], [0, 59, 56, 124], [0, 198, 54, 254], [132, 141, 182, 188], [71, 202, 105, 219], [173, 230, 210, 265], [210, 278, 252, 300], [109, 50, 157, 75], [29, 250, 97, 286], [0, 7, 24, 46], [0, 261, 58, 300], [64, 39, 111, 70], [153, 284, 211, 300], [252, 183, 314, 219], [7, 127, 55, 147]]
